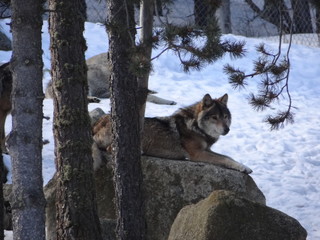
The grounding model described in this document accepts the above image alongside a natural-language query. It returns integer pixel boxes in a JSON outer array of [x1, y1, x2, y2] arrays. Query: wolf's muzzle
[[223, 126, 230, 135]]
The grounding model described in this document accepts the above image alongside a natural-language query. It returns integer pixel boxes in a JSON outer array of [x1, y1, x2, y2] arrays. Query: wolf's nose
[[223, 126, 230, 135]]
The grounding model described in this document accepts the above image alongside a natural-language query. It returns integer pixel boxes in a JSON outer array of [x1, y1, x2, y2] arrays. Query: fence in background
[[0, 0, 318, 47], [85, 0, 320, 47]]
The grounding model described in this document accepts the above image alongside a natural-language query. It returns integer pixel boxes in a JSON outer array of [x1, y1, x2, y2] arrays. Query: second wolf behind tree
[[92, 93, 252, 174]]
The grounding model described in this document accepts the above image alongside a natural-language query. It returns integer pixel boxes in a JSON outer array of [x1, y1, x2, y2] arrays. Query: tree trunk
[[245, 0, 292, 33], [48, 0, 102, 239], [317, 8, 320, 45], [106, 0, 146, 239], [7, 1, 46, 239], [194, 0, 208, 27], [138, 0, 154, 134], [194, 0, 220, 28], [218, 0, 231, 34], [292, 0, 313, 33], [310, 0, 320, 44]]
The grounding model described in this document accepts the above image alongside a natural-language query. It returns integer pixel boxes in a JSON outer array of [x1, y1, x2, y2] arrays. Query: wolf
[[92, 93, 252, 174], [45, 52, 177, 105]]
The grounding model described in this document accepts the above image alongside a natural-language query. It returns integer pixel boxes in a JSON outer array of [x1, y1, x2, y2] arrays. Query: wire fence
[[85, 0, 320, 47], [226, 0, 320, 47], [0, 1, 318, 48]]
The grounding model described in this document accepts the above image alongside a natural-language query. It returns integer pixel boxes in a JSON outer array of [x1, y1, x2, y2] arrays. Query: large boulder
[[89, 107, 106, 127], [168, 190, 307, 240], [45, 155, 265, 240], [142, 157, 265, 240], [45, 53, 111, 99]]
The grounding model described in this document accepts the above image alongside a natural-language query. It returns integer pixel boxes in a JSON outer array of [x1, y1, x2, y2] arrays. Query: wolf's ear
[[218, 94, 228, 105], [202, 94, 213, 108]]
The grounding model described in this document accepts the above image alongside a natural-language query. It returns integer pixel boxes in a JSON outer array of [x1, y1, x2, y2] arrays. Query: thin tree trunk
[[106, 0, 146, 239], [219, 0, 231, 34], [194, 0, 208, 27], [317, 9, 320, 46], [7, 1, 46, 239], [245, 0, 292, 33], [138, 0, 154, 133], [48, 0, 102, 239], [292, 0, 313, 33]]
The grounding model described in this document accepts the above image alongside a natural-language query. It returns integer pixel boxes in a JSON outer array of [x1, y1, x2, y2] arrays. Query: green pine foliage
[[144, 17, 245, 73]]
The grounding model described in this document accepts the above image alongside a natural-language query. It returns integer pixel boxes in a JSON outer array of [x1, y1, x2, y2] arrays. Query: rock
[[168, 190, 307, 240], [45, 156, 265, 240], [45, 156, 116, 240], [45, 53, 111, 99], [143, 157, 265, 240], [89, 108, 106, 126]]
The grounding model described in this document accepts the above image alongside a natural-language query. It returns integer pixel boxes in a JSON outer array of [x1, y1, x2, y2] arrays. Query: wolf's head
[[197, 93, 232, 139]]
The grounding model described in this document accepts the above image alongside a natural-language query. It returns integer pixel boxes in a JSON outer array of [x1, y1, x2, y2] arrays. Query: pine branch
[[224, 37, 294, 130], [221, 40, 246, 59], [223, 64, 248, 89], [265, 111, 294, 130], [149, 13, 246, 73], [248, 93, 271, 111]]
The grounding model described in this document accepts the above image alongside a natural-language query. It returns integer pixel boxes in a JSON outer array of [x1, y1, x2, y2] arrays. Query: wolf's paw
[[87, 96, 101, 103], [240, 165, 253, 174]]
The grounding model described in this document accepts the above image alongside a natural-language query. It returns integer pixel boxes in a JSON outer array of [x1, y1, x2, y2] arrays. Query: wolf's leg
[[92, 142, 103, 171], [146, 94, 177, 105], [190, 150, 252, 174], [87, 96, 101, 103]]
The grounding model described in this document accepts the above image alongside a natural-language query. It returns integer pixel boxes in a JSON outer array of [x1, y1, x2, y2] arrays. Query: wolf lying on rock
[[92, 93, 252, 174]]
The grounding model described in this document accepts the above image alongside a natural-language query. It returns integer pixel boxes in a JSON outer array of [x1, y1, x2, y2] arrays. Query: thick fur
[[92, 93, 252, 174], [45, 52, 177, 105]]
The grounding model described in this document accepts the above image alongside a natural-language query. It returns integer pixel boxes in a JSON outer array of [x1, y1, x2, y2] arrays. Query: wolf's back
[[142, 117, 187, 160]]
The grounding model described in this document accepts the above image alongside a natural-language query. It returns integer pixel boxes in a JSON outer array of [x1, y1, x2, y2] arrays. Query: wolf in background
[[92, 93, 252, 174]]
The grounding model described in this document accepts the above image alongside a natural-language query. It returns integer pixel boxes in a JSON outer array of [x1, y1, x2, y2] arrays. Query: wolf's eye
[[211, 116, 218, 120], [224, 115, 228, 119]]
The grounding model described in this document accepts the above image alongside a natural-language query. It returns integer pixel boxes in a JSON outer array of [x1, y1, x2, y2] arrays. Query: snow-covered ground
[[1, 20, 320, 239]]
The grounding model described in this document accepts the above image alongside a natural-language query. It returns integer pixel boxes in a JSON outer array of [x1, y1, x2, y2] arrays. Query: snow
[[1, 20, 320, 239]]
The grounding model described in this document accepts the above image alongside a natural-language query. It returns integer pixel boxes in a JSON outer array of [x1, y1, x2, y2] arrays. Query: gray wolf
[[45, 52, 177, 105], [92, 93, 252, 174]]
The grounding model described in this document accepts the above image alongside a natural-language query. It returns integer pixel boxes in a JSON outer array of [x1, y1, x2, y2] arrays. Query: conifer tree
[[49, 0, 102, 239]]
